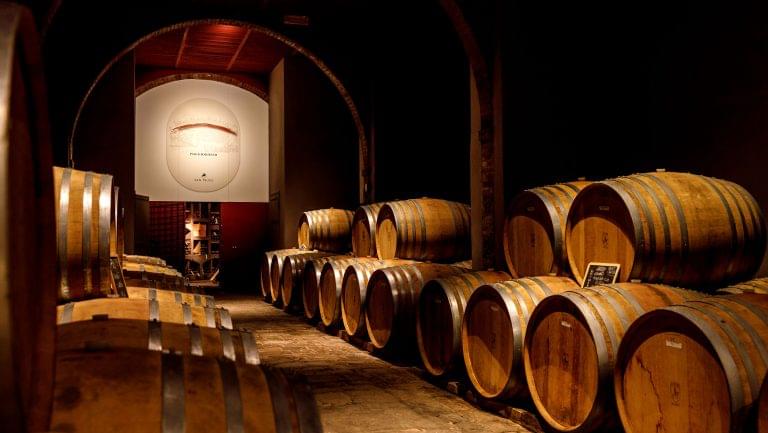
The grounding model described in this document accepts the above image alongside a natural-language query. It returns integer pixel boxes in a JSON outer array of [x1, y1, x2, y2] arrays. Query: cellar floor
[[217, 294, 534, 433]]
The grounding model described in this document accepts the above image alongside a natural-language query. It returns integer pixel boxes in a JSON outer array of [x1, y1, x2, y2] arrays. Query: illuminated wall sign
[[166, 98, 241, 192], [136, 79, 268, 202]]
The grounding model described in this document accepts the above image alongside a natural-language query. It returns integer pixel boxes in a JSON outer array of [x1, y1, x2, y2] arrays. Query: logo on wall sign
[[166, 98, 241, 192]]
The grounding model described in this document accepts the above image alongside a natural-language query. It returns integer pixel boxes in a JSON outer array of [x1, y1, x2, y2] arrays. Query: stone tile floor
[[217, 294, 534, 433]]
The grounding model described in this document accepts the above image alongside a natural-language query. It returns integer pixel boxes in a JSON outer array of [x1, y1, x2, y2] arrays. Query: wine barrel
[[566, 171, 767, 288], [461, 277, 579, 399], [54, 166, 115, 300], [318, 257, 379, 327], [303, 255, 357, 320], [281, 252, 339, 311], [126, 286, 215, 308], [352, 202, 384, 257], [717, 277, 768, 295], [50, 350, 322, 433], [57, 298, 233, 330], [615, 294, 768, 433], [270, 250, 318, 305], [523, 283, 701, 433], [123, 262, 184, 291], [298, 208, 354, 252], [0, 4, 57, 432], [340, 259, 417, 337], [376, 198, 471, 262], [504, 181, 590, 278], [365, 263, 469, 350], [760, 373, 768, 433], [260, 248, 303, 301], [123, 254, 166, 266], [57, 318, 260, 365], [416, 271, 511, 377]]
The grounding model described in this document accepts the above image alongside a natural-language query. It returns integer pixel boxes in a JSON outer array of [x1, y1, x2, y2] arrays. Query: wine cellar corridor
[[220, 295, 535, 433]]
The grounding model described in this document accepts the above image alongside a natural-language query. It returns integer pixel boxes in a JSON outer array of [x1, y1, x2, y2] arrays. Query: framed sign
[[582, 262, 621, 288], [110, 257, 128, 297]]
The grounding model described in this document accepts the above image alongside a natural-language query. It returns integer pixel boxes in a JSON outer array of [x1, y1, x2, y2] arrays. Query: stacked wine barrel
[[565, 171, 766, 289], [503, 181, 590, 277], [615, 293, 768, 433]]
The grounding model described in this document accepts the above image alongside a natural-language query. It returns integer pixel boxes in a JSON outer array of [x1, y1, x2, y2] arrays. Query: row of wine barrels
[[280, 252, 340, 309], [122, 254, 166, 266], [270, 249, 320, 305], [317, 257, 381, 327], [50, 350, 322, 433], [341, 259, 417, 337], [717, 277, 768, 295], [352, 202, 384, 257], [461, 276, 580, 399], [0, 4, 58, 431], [298, 208, 353, 252], [566, 171, 766, 289], [615, 293, 768, 433], [57, 298, 233, 330], [416, 271, 511, 377], [58, 318, 260, 365], [504, 181, 590, 278], [260, 248, 304, 301], [375, 198, 471, 262], [54, 166, 114, 300], [522, 283, 701, 433], [365, 263, 470, 350], [126, 286, 215, 308]]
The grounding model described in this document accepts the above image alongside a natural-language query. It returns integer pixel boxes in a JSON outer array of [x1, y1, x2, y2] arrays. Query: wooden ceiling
[[135, 23, 290, 75]]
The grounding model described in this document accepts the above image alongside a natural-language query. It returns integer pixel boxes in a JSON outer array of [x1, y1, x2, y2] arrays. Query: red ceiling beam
[[174, 27, 189, 69], [226, 28, 251, 71]]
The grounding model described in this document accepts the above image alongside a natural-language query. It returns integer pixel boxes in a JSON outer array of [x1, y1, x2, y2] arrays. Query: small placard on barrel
[[110, 257, 128, 297], [581, 262, 620, 288]]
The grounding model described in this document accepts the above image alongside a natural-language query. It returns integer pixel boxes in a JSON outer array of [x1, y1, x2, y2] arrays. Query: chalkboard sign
[[110, 257, 128, 297], [582, 262, 621, 288]]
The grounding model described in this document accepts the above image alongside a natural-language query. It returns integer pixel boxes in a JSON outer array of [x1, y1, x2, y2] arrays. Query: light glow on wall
[[136, 79, 268, 202]]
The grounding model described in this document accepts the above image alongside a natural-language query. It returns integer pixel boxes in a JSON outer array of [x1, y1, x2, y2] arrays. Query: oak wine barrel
[[340, 259, 417, 337], [615, 294, 768, 433], [303, 255, 358, 320], [281, 252, 339, 311], [566, 171, 767, 288], [352, 202, 384, 257], [0, 4, 57, 431], [126, 286, 215, 308], [504, 181, 590, 278], [523, 283, 701, 433], [57, 318, 260, 365], [461, 277, 579, 399], [260, 248, 303, 301], [57, 298, 233, 330], [376, 198, 471, 262], [50, 350, 322, 433], [54, 166, 114, 300], [365, 263, 469, 350], [318, 257, 379, 327], [298, 208, 354, 252], [270, 249, 318, 305], [416, 271, 511, 377], [717, 277, 768, 295]]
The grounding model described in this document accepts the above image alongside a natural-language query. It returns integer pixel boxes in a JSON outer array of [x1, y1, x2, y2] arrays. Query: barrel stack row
[[266, 171, 768, 433], [460, 172, 768, 433]]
